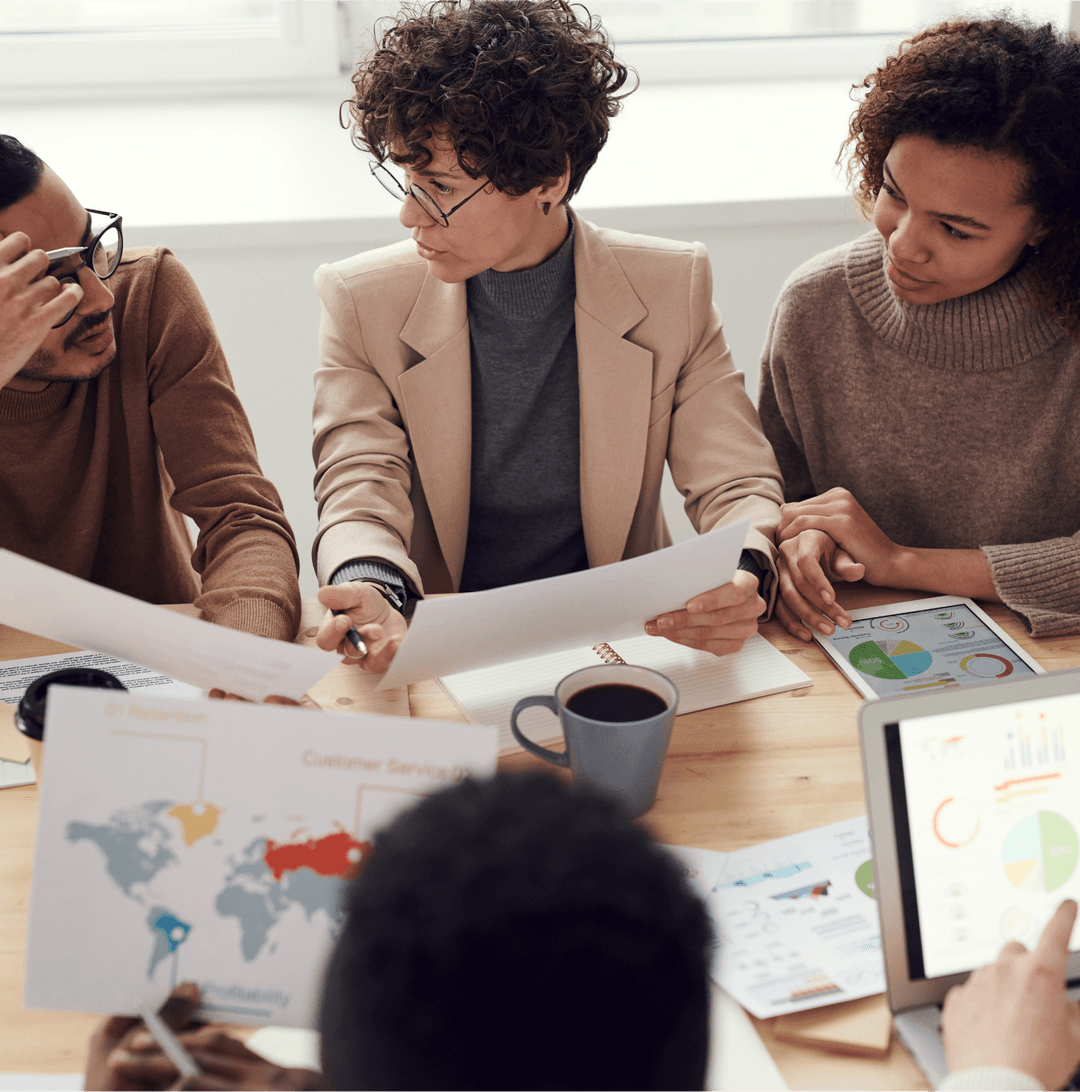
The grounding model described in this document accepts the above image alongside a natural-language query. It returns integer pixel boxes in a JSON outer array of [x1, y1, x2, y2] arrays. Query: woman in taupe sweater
[[760, 17, 1080, 642]]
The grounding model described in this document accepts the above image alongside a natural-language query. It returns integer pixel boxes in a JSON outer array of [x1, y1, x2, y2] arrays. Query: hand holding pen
[[84, 982, 324, 1090], [315, 580, 408, 675]]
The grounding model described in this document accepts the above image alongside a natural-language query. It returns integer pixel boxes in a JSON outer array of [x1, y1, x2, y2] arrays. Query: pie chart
[[1002, 812, 1078, 892], [849, 639, 932, 680]]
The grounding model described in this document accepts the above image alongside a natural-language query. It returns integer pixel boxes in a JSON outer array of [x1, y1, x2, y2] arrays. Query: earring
[[541, 202, 551, 216], [1032, 243, 1042, 258]]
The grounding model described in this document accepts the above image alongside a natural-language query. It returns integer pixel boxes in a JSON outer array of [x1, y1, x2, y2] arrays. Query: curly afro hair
[[843, 17, 1080, 334], [347, 0, 630, 202], [319, 772, 712, 1090]]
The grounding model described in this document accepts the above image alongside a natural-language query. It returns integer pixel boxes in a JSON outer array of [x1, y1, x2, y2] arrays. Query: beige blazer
[[312, 216, 783, 602]]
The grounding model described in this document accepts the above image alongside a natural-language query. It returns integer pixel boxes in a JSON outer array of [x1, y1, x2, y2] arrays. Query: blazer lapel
[[574, 219, 653, 567], [397, 272, 472, 588]]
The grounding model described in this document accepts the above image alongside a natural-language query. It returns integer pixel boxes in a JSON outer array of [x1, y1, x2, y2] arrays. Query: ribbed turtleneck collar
[[846, 231, 1065, 371], [0, 381, 72, 422], [468, 210, 576, 320]]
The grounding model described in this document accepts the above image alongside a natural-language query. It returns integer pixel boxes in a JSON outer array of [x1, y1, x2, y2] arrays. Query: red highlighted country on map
[[263, 830, 373, 882]]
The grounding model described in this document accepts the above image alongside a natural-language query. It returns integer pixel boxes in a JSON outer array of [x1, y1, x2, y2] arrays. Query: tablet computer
[[859, 668, 1080, 1083], [813, 595, 1043, 700]]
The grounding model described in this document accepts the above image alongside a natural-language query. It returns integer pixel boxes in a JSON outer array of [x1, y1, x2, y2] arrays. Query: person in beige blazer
[[312, 0, 784, 672]]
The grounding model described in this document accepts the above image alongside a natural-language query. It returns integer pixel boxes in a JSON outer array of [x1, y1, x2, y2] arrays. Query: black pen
[[332, 610, 368, 657]]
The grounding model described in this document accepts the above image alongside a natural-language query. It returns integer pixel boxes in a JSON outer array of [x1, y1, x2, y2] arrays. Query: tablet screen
[[888, 693, 1080, 981], [824, 603, 1036, 699]]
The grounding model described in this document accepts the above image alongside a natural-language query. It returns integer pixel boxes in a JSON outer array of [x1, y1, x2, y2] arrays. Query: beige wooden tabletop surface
[[2, 589, 1078, 1088]]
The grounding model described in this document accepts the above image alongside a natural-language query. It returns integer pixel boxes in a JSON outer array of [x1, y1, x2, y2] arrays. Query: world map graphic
[[66, 800, 372, 986]]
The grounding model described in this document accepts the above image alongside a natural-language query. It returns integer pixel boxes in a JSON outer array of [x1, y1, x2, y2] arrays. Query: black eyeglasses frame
[[368, 161, 489, 227], [45, 208, 124, 328]]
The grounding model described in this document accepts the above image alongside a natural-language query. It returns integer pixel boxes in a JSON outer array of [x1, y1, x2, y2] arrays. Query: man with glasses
[[313, 0, 784, 671], [0, 135, 302, 642]]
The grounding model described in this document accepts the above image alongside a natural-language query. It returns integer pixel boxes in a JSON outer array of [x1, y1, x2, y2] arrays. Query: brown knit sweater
[[0, 247, 301, 641], [760, 230, 1080, 637]]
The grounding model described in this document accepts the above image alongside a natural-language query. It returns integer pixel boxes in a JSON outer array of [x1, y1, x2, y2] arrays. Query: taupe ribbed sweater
[[759, 230, 1080, 637]]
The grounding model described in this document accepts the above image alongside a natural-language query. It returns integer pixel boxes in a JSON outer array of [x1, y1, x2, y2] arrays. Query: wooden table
[[2, 589, 1078, 1088]]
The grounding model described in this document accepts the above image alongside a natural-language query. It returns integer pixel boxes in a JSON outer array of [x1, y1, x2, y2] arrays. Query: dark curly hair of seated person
[[318, 771, 713, 1091], [346, 0, 630, 202], [843, 16, 1080, 335]]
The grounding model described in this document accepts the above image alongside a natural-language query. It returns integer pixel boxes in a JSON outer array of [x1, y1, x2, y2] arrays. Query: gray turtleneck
[[759, 229, 1080, 637], [458, 213, 587, 592]]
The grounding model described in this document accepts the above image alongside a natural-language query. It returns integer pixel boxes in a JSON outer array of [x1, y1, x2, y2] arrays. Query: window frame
[[0, 2, 342, 99]]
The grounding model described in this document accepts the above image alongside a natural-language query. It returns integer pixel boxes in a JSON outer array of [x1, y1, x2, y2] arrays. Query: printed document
[[25, 688, 498, 1026], [0, 550, 337, 701], [381, 520, 748, 688]]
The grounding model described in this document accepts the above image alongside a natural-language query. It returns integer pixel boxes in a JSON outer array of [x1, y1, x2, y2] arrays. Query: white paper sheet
[[708, 815, 885, 1019], [380, 521, 749, 689], [25, 687, 498, 1027], [0, 550, 338, 701], [0, 650, 205, 706]]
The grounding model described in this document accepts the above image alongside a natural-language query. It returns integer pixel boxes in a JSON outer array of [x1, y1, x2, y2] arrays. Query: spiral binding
[[591, 642, 627, 665]]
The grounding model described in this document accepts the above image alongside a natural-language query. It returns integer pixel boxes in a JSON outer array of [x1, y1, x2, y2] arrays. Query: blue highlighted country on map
[[148, 907, 191, 980], [719, 861, 811, 889]]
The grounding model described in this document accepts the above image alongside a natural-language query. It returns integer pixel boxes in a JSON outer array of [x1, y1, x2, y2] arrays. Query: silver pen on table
[[135, 1001, 202, 1081]]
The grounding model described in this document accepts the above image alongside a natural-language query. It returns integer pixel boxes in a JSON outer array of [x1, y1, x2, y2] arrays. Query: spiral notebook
[[438, 633, 813, 756]]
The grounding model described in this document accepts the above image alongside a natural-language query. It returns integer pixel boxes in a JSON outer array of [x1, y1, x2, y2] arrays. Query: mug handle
[[510, 695, 569, 768]]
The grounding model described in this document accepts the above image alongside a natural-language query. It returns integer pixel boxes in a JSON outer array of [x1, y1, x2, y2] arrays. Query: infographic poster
[[707, 817, 885, 1017], [899, 692, 1080, 978], [26, 689, 497, 1026], [820, 602, 1037, 699]]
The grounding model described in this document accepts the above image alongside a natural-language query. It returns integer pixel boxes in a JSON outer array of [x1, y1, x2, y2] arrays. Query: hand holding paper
[[380, 520, 750, 688]]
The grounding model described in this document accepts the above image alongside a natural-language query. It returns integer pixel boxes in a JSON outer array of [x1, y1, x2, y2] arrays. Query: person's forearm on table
[[880, 546, 1000, 602]]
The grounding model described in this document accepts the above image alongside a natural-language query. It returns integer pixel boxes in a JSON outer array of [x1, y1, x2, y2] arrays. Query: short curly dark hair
[[319, 772, 712, 1090], [843, 17, 1080, 334], [347, 0, 630, 202]]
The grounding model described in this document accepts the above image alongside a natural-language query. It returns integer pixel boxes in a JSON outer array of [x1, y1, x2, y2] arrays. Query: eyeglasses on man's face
[[369, 161, 488, 227], [45, 208, 124, 328]]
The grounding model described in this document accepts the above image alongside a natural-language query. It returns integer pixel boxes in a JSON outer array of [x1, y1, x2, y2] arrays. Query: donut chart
[[849, 639, 932, 680], [960, 653, 1013, 679]]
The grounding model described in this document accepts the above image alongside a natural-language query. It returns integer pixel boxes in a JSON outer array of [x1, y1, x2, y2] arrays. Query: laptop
[[860, 667, 1080, 1086]]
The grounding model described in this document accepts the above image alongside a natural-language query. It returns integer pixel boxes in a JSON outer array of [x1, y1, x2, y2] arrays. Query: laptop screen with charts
[[860, 666, 1080, 1019]]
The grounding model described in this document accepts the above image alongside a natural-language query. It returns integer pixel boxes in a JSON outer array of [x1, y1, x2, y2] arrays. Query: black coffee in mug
[[565, 683, 668, 723]]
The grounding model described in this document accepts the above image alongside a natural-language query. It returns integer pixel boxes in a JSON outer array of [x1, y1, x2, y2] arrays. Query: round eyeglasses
[[45, 209, 124, 328], [369, 161, 488, 227]]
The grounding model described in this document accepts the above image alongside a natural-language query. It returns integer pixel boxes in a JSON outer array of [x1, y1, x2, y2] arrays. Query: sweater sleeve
[[983, 534, 1080, 636], [142, 251, 302, 642]]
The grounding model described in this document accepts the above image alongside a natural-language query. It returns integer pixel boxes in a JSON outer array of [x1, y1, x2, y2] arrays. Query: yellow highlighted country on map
[[168, 802, 223, 846]]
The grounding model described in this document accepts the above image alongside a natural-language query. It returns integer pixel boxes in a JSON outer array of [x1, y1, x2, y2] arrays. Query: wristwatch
[[361, 579, 406, 614]]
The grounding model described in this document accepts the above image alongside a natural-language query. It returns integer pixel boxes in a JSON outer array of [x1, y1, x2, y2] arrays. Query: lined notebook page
[[439, 633, 812, 755]]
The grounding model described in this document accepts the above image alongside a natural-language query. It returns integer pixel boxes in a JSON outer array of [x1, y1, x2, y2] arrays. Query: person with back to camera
[[85, 771, 715, 1090], [311, 0, 785, 673], [758, 17, 1080, 643]]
